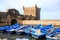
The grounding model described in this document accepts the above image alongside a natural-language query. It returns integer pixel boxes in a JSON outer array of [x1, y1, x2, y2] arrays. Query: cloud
[[40, 0, 60, 20], [40, 0, 60, 11], [0, 0, 60, 19], [40, 0, 59, 7], [41, 11, 60, 20], [0, 0, 40, 13]]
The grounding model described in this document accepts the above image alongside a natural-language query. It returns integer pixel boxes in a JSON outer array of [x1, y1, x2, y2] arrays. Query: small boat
[[46, 28, 60, 40], [0, 23, 24, 34], [6, 23, 24, 34], [30, 24, 54, 39], [15, 25, 27, 34], [24, 25, 32, 36], [41, 24, 54, 33], [16, 25, 32, 35], [0, 26, 7, 33], [30, 24, 43, 38]]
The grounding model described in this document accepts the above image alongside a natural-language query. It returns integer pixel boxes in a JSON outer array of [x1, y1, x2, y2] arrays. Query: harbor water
[[0, 33, 46, 40]]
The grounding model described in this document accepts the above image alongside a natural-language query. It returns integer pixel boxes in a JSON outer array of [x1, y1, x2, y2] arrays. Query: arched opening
[[11, 19, 17, 25]]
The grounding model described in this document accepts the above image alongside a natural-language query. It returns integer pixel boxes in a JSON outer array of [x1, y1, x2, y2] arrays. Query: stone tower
[[23, 5, 41, 20]]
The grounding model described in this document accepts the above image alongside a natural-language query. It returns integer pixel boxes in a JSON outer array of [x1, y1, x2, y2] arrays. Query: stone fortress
[[23, 5, 40, 20], [0, 5, 60, 27]]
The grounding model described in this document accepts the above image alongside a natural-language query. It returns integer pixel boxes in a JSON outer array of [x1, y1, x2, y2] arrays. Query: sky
[[0, 0, 60, 20]]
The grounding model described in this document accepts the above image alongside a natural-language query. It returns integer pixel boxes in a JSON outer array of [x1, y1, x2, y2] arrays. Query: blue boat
[[41, 24, 54, 33], [6, 23, 25, 34], [6, 23, 18, 33], [16, 25, 32, 35], [30, 24, 54, 39], [24, 25, 32, 36], [30, 24, 43, 38], [46, 28, 60, 40], [0, 23, 24, 33]]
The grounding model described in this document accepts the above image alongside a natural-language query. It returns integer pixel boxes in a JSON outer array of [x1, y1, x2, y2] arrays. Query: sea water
[[0, 33, 46, 40]]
